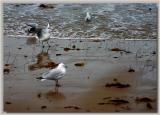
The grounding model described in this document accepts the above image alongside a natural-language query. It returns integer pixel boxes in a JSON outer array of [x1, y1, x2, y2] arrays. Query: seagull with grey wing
[[85, 12, 91, 22], [26, 19, 51, 47], [36, 21, 51, 47], [36, 63, 67, 87]]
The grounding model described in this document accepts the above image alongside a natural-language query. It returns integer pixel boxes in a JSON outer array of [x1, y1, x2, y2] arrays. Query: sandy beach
[[3, 3, 158, 113], [4, 37, 157, 112]]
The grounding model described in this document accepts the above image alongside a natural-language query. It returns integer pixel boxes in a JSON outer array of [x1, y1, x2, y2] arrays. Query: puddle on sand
[[43, 90, 66, 101]]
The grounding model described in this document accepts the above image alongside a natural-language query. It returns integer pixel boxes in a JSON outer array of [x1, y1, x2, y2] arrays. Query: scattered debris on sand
[[105, 82, 130, 88], [74, 62, 85, 67], [108, 99, 129, 105], [103, 97, 112, 100], [98, 102, 106, 105], [146, 103, 153, 109], [111, 48, 123, 51], [37, 93, 42, 98], [113, 56, 119, 58], [64, 47, 82, 52], [152, 51, 156, 54], [56, 54, 62, 56], [98, 99, 129, 105], [128, 68, 135, 72], [5, 101, 12, 104], [72, 45, 76, 49], [41, 105, 47, 110], [17, 47, 22, 50], [135, 97, 153, 103], [110, 48, 131, 53], [113, 78, 118, 82], [39, 4, 55, 9], [64, 48, 71, 52], [149, 8, 152, 11], [64, 106, 81, 110], [24, 55, 28, 58], [4, 64, 11, 74]]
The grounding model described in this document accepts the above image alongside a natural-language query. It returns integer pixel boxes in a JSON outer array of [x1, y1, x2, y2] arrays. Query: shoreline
[[4, 35, 157, 41]]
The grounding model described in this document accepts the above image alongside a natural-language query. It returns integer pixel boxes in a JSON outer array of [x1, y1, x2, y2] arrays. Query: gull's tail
[[46, 20, 49, 28], [47, 23, 50, 29], [36, 77, 46, 81]]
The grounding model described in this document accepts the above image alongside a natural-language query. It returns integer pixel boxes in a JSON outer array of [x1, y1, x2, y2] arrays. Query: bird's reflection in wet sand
[[26, 37, 37, 45], [43, 89, 65, 102], [28, 47, 58, 70]]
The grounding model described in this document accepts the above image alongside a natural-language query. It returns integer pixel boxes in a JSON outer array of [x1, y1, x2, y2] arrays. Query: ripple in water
[[3, 3, 158, 39]]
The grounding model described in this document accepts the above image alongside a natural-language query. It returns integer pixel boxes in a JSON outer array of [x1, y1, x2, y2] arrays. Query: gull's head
[[86, 12, 90, 16], [45, 22, 50, 29], [58, 63, 67, 68]]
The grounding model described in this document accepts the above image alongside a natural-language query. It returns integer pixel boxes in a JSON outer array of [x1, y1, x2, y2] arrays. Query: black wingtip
[[36, 77, 43, 80]]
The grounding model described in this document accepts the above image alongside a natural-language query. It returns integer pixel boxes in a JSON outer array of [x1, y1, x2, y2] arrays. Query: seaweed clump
[[105, 82, 130, 88]]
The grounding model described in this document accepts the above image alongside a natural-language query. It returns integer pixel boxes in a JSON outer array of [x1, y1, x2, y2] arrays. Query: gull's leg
[[54, 83, 58, 93], [42, 42, 45, 48], [47, 40, 51, 47], [56, 80, 61, 87], [55, 80, 58, 87]]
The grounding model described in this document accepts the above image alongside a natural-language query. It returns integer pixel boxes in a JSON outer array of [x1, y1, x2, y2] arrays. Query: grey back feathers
[[26, 21, 50, 41], [35, 22, 50, 41], [38, 63, 66, 81]]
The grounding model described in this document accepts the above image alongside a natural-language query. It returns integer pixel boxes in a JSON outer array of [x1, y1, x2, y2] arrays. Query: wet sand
[[4, 37, 157, 112]]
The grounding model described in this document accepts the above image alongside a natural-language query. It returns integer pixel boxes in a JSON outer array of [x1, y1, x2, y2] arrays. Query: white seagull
[[26, 20, 51, 47], [37, 63, 66, 87], [85, 12, 91, 22], [35, 21, 51, 47]]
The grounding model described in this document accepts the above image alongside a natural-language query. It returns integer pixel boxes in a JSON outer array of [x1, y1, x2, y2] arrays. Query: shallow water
[[3, 3, 158, 39]]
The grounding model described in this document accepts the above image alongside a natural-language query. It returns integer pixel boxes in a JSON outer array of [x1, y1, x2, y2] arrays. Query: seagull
[[35, 21, 51, 48], [85, 12, 91, 22], [36, 63, 67, 87], [26, 20, 51, 48]]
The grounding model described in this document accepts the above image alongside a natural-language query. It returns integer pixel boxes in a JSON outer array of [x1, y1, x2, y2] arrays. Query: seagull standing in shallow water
[[37, 63, 67, 88], [26, 20, 51, 48], [36, 21, 51, 48], [85, 12, 91, 22]]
